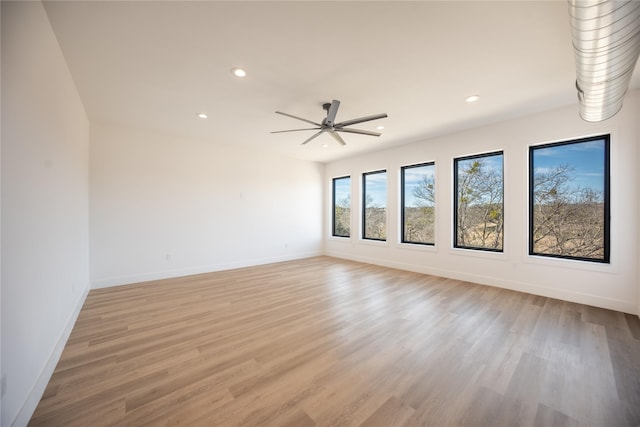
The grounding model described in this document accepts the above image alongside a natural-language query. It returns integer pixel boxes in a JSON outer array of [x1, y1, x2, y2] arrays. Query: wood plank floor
[[30, 256, 640, 426]]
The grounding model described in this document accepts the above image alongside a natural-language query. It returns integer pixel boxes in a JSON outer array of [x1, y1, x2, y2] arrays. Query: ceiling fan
[[271, 100, 388, 146]]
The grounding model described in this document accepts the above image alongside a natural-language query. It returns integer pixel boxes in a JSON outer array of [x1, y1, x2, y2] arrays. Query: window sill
[[525, 254, 617, 274], [328, 235, 352, 243], [449, 247, 507, 260], [397, 242, 437, 253], [359, 238, 389, 247]]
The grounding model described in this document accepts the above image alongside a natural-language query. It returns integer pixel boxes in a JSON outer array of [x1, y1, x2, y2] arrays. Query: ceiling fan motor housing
[[272, 99, 387, 146]]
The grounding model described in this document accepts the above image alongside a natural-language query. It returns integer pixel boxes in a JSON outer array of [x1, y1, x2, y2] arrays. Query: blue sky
[[532, 139, 606, 191], [334, 177, 350, 205], [456, 153, 503, 182], [364, 171, 387, 207], [457, 154, 503, 176], [403, 164, 435, 207], [335, 140, 604, 209]]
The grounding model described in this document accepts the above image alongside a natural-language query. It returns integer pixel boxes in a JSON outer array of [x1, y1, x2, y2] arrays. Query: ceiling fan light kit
[[271, 99, 388, 146]]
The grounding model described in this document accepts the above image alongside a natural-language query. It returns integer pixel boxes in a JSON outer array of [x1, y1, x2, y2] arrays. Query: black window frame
[[332, 175, 351, 238], [362, 169, 387, 242], [453, 151, 504, 252], [401, 162, 436, 246], [528, 134, 610, 263]]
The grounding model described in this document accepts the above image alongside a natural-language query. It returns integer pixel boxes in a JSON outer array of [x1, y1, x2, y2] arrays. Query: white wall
[[1, 2, 90, 426], [1, 4, 3, 425], [90, 123, 323, 288], [637, 90, 640, 318], [325, 89, 640, 315]]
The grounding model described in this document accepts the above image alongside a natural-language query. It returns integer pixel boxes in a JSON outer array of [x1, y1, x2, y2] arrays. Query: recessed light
[[322, 144, 329, 148], [231, 67, 247, 78], [196, 113, 208, 119], [465, 95, 480, 103], [376, 125, 385, 130]]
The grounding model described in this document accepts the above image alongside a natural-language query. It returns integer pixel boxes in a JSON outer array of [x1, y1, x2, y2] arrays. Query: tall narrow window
[[454, 151, 504, 251], [401, 162, 435, 245], [363, 170, 387, 241], [529, 135, 610, 263], [332, 176, 351, 237]]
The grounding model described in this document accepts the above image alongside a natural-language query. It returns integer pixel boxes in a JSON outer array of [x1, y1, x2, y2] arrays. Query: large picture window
[[401, 163, 435, 245], [362, 170, 387, 241], [332, 176, 351, 237], [529, 135, 610, 263], [454, 151, 504, 251]]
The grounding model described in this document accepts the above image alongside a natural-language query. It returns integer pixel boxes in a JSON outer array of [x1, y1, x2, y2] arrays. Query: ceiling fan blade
[[336, 128, 381, 137], [301, 130, 324, 145], [275, 111, 322, 127], [325, 100, 340, 127], [329, 131, 347, 146], [270, 127, 320, 134], [335, 113, 388, 128]]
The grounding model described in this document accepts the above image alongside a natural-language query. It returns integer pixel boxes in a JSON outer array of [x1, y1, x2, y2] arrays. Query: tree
[[456, 158, 503, 249], [364, 193, 386, 240], [334, 195, 350, 237], [413, 175, 435, 207], [532, 164, 604, 259], [404, 174, 435, 243]]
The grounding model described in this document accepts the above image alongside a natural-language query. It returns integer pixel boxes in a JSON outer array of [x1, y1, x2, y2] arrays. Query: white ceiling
[[43, 1, 640, 163]]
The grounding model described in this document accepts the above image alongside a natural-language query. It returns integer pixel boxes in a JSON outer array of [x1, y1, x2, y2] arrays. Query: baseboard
[[325, 251, 638, 315], [91, 251, 323, 289], [11, 287, 89, 427]]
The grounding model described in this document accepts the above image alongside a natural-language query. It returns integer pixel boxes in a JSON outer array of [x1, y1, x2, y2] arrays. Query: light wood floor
[[30, 256, 640, 426]]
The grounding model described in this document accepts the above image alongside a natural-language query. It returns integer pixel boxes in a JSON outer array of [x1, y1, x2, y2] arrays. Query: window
[[401, 163, 435, 245], [454, 151, 504, 251], [529, 135, 610, 263], [332, 176, 351, 237], [362, 170, 387, 241]]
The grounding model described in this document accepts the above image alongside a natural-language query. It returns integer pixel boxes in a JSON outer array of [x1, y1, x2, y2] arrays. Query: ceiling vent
[[569, 0, 640, 122]]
